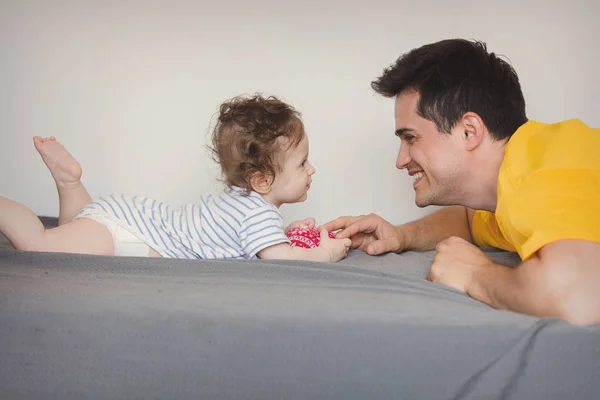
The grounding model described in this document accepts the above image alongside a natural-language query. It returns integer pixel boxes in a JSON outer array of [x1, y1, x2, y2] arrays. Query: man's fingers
[[306, 218, 316, 229], [334, 217, 379, 239], [426, 269, 434, 281], [366, 237, 399, 256], [348, 235, 365, 250], [318, 216, 358, 232]]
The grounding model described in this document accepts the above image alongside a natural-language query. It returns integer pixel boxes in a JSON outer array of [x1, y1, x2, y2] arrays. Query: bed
[[1, 217, 599, 399]]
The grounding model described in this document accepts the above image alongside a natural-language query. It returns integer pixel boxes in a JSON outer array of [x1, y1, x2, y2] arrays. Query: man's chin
[[414, 194, 431, 208]]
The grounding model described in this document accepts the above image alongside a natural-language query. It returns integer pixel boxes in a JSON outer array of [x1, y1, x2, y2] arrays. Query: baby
[[0, 94, 351, 262]]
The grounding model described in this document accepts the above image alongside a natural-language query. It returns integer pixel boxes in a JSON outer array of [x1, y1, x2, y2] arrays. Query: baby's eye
[[300, 160, 307, 167]]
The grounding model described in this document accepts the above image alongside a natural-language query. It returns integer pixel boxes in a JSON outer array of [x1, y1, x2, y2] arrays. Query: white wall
[[1, 0, 599, 226]]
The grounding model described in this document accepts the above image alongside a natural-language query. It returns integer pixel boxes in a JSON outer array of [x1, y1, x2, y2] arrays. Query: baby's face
[[269, 135, 316, 207]]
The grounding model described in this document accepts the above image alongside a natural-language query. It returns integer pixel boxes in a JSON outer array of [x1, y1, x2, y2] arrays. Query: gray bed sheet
[[1, 235, 599, 399]]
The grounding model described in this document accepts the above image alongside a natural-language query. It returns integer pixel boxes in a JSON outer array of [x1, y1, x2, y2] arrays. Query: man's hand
[[285, 217, 316, 233], [427, 236, 495, 293], [319, 214, 403, 255]]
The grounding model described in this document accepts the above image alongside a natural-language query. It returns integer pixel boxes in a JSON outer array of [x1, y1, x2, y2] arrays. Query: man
[[321, 39, 600, 326]]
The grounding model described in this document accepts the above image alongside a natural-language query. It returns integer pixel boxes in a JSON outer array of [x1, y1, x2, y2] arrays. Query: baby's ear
[[249, 172, 273, 194]]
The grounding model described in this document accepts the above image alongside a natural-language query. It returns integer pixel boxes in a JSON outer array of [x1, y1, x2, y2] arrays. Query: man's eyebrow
[[395, 128, 415, 137]]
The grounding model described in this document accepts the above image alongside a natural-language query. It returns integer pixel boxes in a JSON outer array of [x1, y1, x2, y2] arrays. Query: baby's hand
[[317, 229, 351, 262], [286, 217, 316, 232]]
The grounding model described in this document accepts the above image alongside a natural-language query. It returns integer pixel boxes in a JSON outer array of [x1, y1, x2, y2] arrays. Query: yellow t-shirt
[[472, 119, 600, 260]]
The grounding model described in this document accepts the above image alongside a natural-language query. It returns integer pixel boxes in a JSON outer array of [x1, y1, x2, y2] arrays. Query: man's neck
[[465, 139, 508, 212]]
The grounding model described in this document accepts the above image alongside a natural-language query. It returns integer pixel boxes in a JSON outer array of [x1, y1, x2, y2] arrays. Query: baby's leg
[[0, 195, 113, 255], [34, 136, 92, 225]]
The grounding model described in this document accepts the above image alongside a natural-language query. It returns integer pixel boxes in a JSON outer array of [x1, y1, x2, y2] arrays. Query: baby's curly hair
[[209, 94, 305, 192]]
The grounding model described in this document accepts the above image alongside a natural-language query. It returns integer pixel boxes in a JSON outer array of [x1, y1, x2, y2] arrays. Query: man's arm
[[321, 205, 475, 255], [399, 206, 475, 251], [469, 239, 600, 325], [430, 237, 600, 326]]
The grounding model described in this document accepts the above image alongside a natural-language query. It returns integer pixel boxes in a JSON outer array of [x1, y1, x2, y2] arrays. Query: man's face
[[394, 91, 466, 207]]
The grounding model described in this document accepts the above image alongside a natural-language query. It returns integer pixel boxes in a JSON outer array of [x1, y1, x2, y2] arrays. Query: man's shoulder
[[503, 118, 599, 178], [509, 118, 595, 146]]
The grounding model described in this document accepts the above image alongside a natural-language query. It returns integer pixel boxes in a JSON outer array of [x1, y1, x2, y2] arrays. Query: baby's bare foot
[[33, 136, 82, 188]]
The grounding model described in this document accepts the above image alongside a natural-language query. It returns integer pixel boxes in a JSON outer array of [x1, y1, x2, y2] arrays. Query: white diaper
[[80, 214, 158, 257]]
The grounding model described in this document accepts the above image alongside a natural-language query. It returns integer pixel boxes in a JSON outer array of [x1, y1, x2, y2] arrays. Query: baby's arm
[[257, 229, 351, 262]]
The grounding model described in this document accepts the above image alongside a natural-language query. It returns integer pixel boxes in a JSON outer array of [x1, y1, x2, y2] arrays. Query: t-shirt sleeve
[[506, 168, 600, 260], [471, 210, 516, 252], [238, 205, 290, 258]]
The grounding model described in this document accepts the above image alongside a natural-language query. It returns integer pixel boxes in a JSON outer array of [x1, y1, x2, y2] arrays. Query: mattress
[[1, 222, 599, 399]]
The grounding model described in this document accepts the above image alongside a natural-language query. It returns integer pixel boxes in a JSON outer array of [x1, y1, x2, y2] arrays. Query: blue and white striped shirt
[[74, 186, 290, 259]]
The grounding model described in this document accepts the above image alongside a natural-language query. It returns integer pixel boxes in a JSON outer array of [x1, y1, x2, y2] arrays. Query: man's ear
[[460, 112, 486, 151], [250, 172, 273, 194]]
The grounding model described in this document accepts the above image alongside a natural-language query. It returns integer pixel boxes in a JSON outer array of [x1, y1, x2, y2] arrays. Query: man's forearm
[[400, 206, 473, 251], [467, 261, 537, 313], [429, 238, 600, 326], [467, 257, 573, 321]]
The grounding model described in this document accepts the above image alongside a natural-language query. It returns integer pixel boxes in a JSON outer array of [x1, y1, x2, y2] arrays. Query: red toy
[[286, 227, 336, 249]]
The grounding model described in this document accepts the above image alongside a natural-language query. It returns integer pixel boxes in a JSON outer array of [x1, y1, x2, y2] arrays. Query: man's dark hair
[[371, 39, 528, 140]]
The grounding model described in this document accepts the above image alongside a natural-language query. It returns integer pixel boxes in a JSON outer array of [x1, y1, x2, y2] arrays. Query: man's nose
[[395, 143, 410, 169]]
